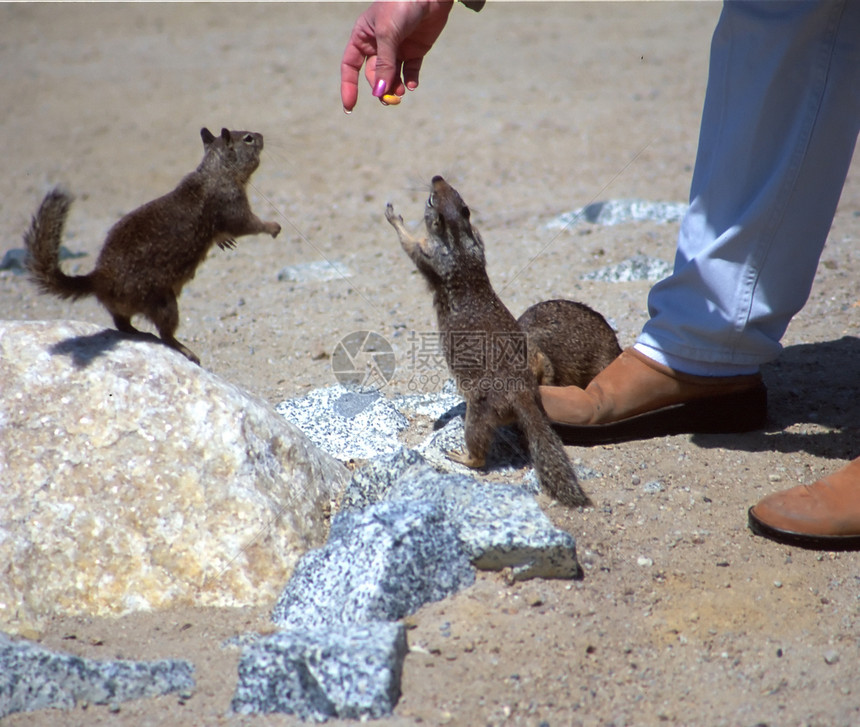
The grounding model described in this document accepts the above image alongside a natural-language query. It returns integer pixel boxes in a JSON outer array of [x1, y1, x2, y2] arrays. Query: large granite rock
[[0, 320, 349, 634], [0, 633, 194, 718]]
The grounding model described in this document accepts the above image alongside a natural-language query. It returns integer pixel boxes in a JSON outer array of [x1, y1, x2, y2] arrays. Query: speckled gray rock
[[581, 253, 674, 283], [253, 411, 582, 721], [546, 199, 687, 229], [0, 633, 194, 718], [391, 380, 464, 421], [342, 450, 582, 580], [275, 386, 408, 461], [271, 498, 475, 631], [0, 246, 86, 276], [276, 260, 353, 283], [0, 247, 28, 274], [339, 447, 427, 511], [0, 320, 348, 634], [231, 622, 406, 720]]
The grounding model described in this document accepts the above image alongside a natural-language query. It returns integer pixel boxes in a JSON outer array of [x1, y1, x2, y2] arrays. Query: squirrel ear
[[221, 128, 232, 146], [200, 127, 215, 145]]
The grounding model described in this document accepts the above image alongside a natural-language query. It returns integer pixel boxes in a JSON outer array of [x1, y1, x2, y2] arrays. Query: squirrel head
[[199, 127, 264, 180], [418, 176, 487, 279]]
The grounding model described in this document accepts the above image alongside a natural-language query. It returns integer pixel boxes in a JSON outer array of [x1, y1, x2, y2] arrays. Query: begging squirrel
[[385, 175, 591, 508], [24, 127, 281, 364]]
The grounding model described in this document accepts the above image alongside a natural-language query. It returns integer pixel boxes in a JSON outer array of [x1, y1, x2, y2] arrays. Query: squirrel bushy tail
[[514, 394, 591, 508], [24, 187, 94, 300]]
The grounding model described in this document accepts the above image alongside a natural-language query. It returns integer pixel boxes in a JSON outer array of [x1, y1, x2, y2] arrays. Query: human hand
[[340, 0, 454, 112]]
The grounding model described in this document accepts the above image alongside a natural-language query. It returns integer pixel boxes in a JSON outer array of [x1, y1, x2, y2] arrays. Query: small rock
[[271, 498, 475, 631], [643, 480, 665, 493], [340, 444, 583, 583], [366, 452, 583, 580], [1, 246, 86, 276], [581, 253, 674, 283], [546, 199, 687, 230], [637, 556, 653, 567], [527, 593, 545, 608], [824, 649, 840, 665], [0, 633, 194, 719], [232, 622, 407, 720], [276, 259, 352, 283]]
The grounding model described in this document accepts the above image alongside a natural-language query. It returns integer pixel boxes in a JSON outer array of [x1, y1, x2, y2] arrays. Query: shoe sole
[[551, 383, 767, 445], [748, 507, 860, 550]]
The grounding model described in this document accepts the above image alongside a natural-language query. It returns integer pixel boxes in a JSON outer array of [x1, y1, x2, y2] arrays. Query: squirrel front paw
[[384, 203, 401, 226]]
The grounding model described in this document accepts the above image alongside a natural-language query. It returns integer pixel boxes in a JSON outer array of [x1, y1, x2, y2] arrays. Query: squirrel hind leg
[[449, 402, 496, 469], [111, 313, 141, 335], [146, 292, 202, 365]]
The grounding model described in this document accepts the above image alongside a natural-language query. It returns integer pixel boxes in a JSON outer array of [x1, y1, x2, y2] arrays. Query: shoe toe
[[749, 477, 860, 549]]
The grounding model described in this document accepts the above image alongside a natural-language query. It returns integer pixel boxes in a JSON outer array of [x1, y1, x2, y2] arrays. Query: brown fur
[[385, 176, 590, 508], [518, 299, 621, 387], [24, 127, 281, 364]]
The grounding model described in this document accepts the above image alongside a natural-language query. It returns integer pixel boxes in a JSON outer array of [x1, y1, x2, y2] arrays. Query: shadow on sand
[[692, 335, 859, 461]]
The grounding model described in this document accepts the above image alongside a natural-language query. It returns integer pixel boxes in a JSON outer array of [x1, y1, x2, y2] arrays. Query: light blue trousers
[[636, 0, 860, 376]]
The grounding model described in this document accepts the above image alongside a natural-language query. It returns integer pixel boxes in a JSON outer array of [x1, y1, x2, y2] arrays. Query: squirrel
[[517, 299, 621, 387], [24, 127, 281, 365], [385, 175, 591, 508]]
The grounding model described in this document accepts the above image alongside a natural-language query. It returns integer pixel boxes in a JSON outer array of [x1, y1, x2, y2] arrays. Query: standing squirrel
[[518, 299, 621, 387], [385, 176, 591, 508], [24, 127, 281, 365]]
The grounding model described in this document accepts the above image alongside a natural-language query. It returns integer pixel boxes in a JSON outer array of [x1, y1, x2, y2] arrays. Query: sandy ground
[[2, 3, 859, 725]]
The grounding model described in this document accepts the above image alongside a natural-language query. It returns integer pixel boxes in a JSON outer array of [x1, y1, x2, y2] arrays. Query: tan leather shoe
[[748, 457, 860, 549], [541, 348, 767, 444]]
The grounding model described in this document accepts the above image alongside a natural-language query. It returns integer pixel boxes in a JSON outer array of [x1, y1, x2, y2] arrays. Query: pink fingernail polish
[[373, 78, 387, 98]]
